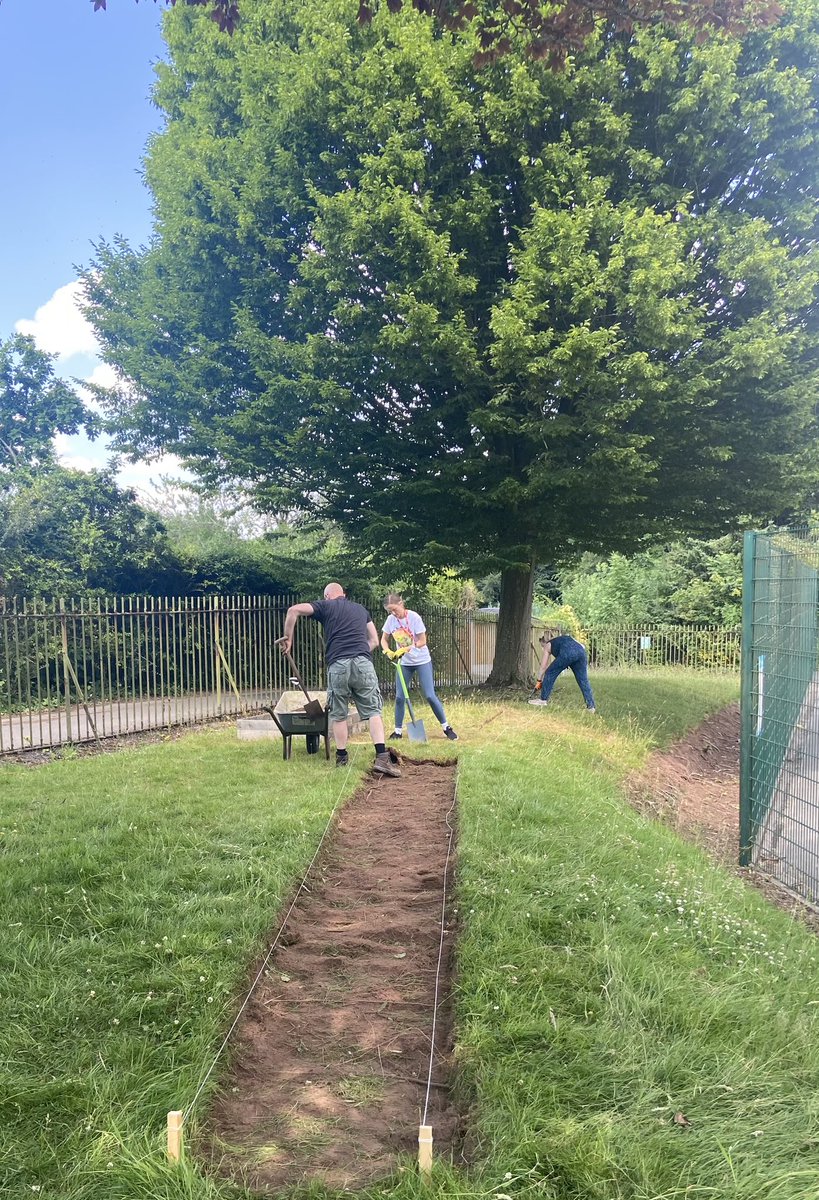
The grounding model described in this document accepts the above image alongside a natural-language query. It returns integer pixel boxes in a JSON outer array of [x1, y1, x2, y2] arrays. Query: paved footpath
[[0, 691, 265, 755], [755, 672, 819, 902]]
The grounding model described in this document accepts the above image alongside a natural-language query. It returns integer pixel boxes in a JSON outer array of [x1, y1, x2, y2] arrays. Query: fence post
[[212, 596, 222, 715], [59, 599, 74, 743], [739, 530, 757, 867], [450, 612, 456, 687]]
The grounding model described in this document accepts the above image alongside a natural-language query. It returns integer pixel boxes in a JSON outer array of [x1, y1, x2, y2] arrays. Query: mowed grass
[[5, 669, 819, 1199], [0, 733, 366, 1198]]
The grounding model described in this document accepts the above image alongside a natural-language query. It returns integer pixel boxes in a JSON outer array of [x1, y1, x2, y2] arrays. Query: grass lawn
[[4, 669, 819, 1199]]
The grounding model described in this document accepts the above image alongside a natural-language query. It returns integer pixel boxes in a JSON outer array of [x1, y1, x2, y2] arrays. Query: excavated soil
[[629, 703, 742, 862], [201, 757, 463, 1192], [629, 702, 819, 929]]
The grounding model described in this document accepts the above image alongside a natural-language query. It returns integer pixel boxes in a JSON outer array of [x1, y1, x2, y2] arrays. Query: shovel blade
[[406, 718, 427, 743], [302, 699, 325, 720]]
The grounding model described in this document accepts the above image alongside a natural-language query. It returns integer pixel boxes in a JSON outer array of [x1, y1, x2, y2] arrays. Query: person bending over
[[530, 629, 597, 712]]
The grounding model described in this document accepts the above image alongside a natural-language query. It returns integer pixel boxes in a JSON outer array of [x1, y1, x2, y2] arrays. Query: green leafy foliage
[[86, 0, 783, 65], [0, 468, 181, 597], [0, 334, 93, 472], [0, 336, 175, 597], [560, 536, 744, 626]]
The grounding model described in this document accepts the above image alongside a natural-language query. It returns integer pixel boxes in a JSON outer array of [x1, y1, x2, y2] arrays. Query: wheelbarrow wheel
[[306, 733, 320, 755]]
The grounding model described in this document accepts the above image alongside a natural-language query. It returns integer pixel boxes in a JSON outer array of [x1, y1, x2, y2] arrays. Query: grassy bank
[[9, 671, 817, 1200], [454, 693, 819, 1200]]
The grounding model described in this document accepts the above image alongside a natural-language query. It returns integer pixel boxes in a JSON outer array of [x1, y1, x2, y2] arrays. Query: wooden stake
[[418, 1124, 433, 1173], [167, 1110, 183, 1161]]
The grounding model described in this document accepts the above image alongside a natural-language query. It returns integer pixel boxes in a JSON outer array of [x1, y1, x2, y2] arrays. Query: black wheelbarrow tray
[[270, 689, 330, 760]]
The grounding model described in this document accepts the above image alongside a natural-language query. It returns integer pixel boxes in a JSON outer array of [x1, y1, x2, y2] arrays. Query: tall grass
[[453, 699, 819, 1200], [8, 671, 819, 1199]]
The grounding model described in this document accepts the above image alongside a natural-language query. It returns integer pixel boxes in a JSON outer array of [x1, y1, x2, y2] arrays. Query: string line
[[421, 765, 459, 1127]]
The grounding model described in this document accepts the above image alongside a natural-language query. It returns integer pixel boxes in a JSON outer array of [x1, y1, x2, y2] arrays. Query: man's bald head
[[323, 582, 345, 600]]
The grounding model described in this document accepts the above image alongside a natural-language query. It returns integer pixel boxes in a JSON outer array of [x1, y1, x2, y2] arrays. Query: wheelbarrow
[[270, 690, 330, 760]]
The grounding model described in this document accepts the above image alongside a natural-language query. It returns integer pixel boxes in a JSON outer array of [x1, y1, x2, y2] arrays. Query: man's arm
[[366, 621, 379, 652], [278, 602, 315, 654], [538, 642, 552, 676]]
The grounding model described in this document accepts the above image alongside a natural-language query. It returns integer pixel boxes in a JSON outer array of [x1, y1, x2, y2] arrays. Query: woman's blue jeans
[[541, 648, 596, 709], [395, 661, 447, 726]]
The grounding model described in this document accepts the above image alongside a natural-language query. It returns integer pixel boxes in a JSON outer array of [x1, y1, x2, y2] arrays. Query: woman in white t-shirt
[[380, 593, 458, 741]]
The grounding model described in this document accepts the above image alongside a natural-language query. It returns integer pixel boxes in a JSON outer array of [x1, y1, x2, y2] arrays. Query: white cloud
[[85, 362, 120, 389], [53, 433, 104, 474], [49, 352, 191, 499], [16, 280, 99, 361], [117, 455, 191, 502]]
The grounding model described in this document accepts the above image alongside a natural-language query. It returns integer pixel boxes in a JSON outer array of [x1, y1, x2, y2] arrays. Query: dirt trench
[[201, 757, 463, 1192]]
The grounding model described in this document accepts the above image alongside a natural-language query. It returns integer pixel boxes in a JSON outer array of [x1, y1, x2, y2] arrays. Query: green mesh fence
[[740, 529, 819, 902]]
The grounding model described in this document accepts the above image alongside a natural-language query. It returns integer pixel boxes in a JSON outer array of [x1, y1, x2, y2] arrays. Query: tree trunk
[[485, 560, 536, 687]]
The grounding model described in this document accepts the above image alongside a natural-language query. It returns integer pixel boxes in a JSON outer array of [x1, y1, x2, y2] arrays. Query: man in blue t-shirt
[[280, 583, 401, 776]]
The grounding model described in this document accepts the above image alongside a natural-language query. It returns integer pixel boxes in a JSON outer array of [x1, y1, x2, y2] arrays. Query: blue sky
[[0, 0, 184, 494]]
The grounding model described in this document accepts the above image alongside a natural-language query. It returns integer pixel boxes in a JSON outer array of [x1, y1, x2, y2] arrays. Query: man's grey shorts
[[327, 655, 383, 724]]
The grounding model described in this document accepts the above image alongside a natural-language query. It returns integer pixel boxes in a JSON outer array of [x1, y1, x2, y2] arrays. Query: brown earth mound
[[629, 703, 819, 930], [629, 702, 740, 861], [201, 757, 463, 1192]]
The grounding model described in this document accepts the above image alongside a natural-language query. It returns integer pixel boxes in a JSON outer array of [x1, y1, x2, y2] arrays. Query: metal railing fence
[[583, 624, 740, 672], [740, 528, 819, 903], [0, 594, 740, 756], [0, 596, 325, 755]]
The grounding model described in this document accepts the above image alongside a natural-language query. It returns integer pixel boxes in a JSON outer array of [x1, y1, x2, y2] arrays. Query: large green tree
[[85, 0, 819, 682], [0, 468, 181, 597]]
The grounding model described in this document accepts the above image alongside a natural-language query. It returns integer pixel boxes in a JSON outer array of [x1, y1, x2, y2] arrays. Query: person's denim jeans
[[395, 661, 447, 726], [541, 647, 596, 709]]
